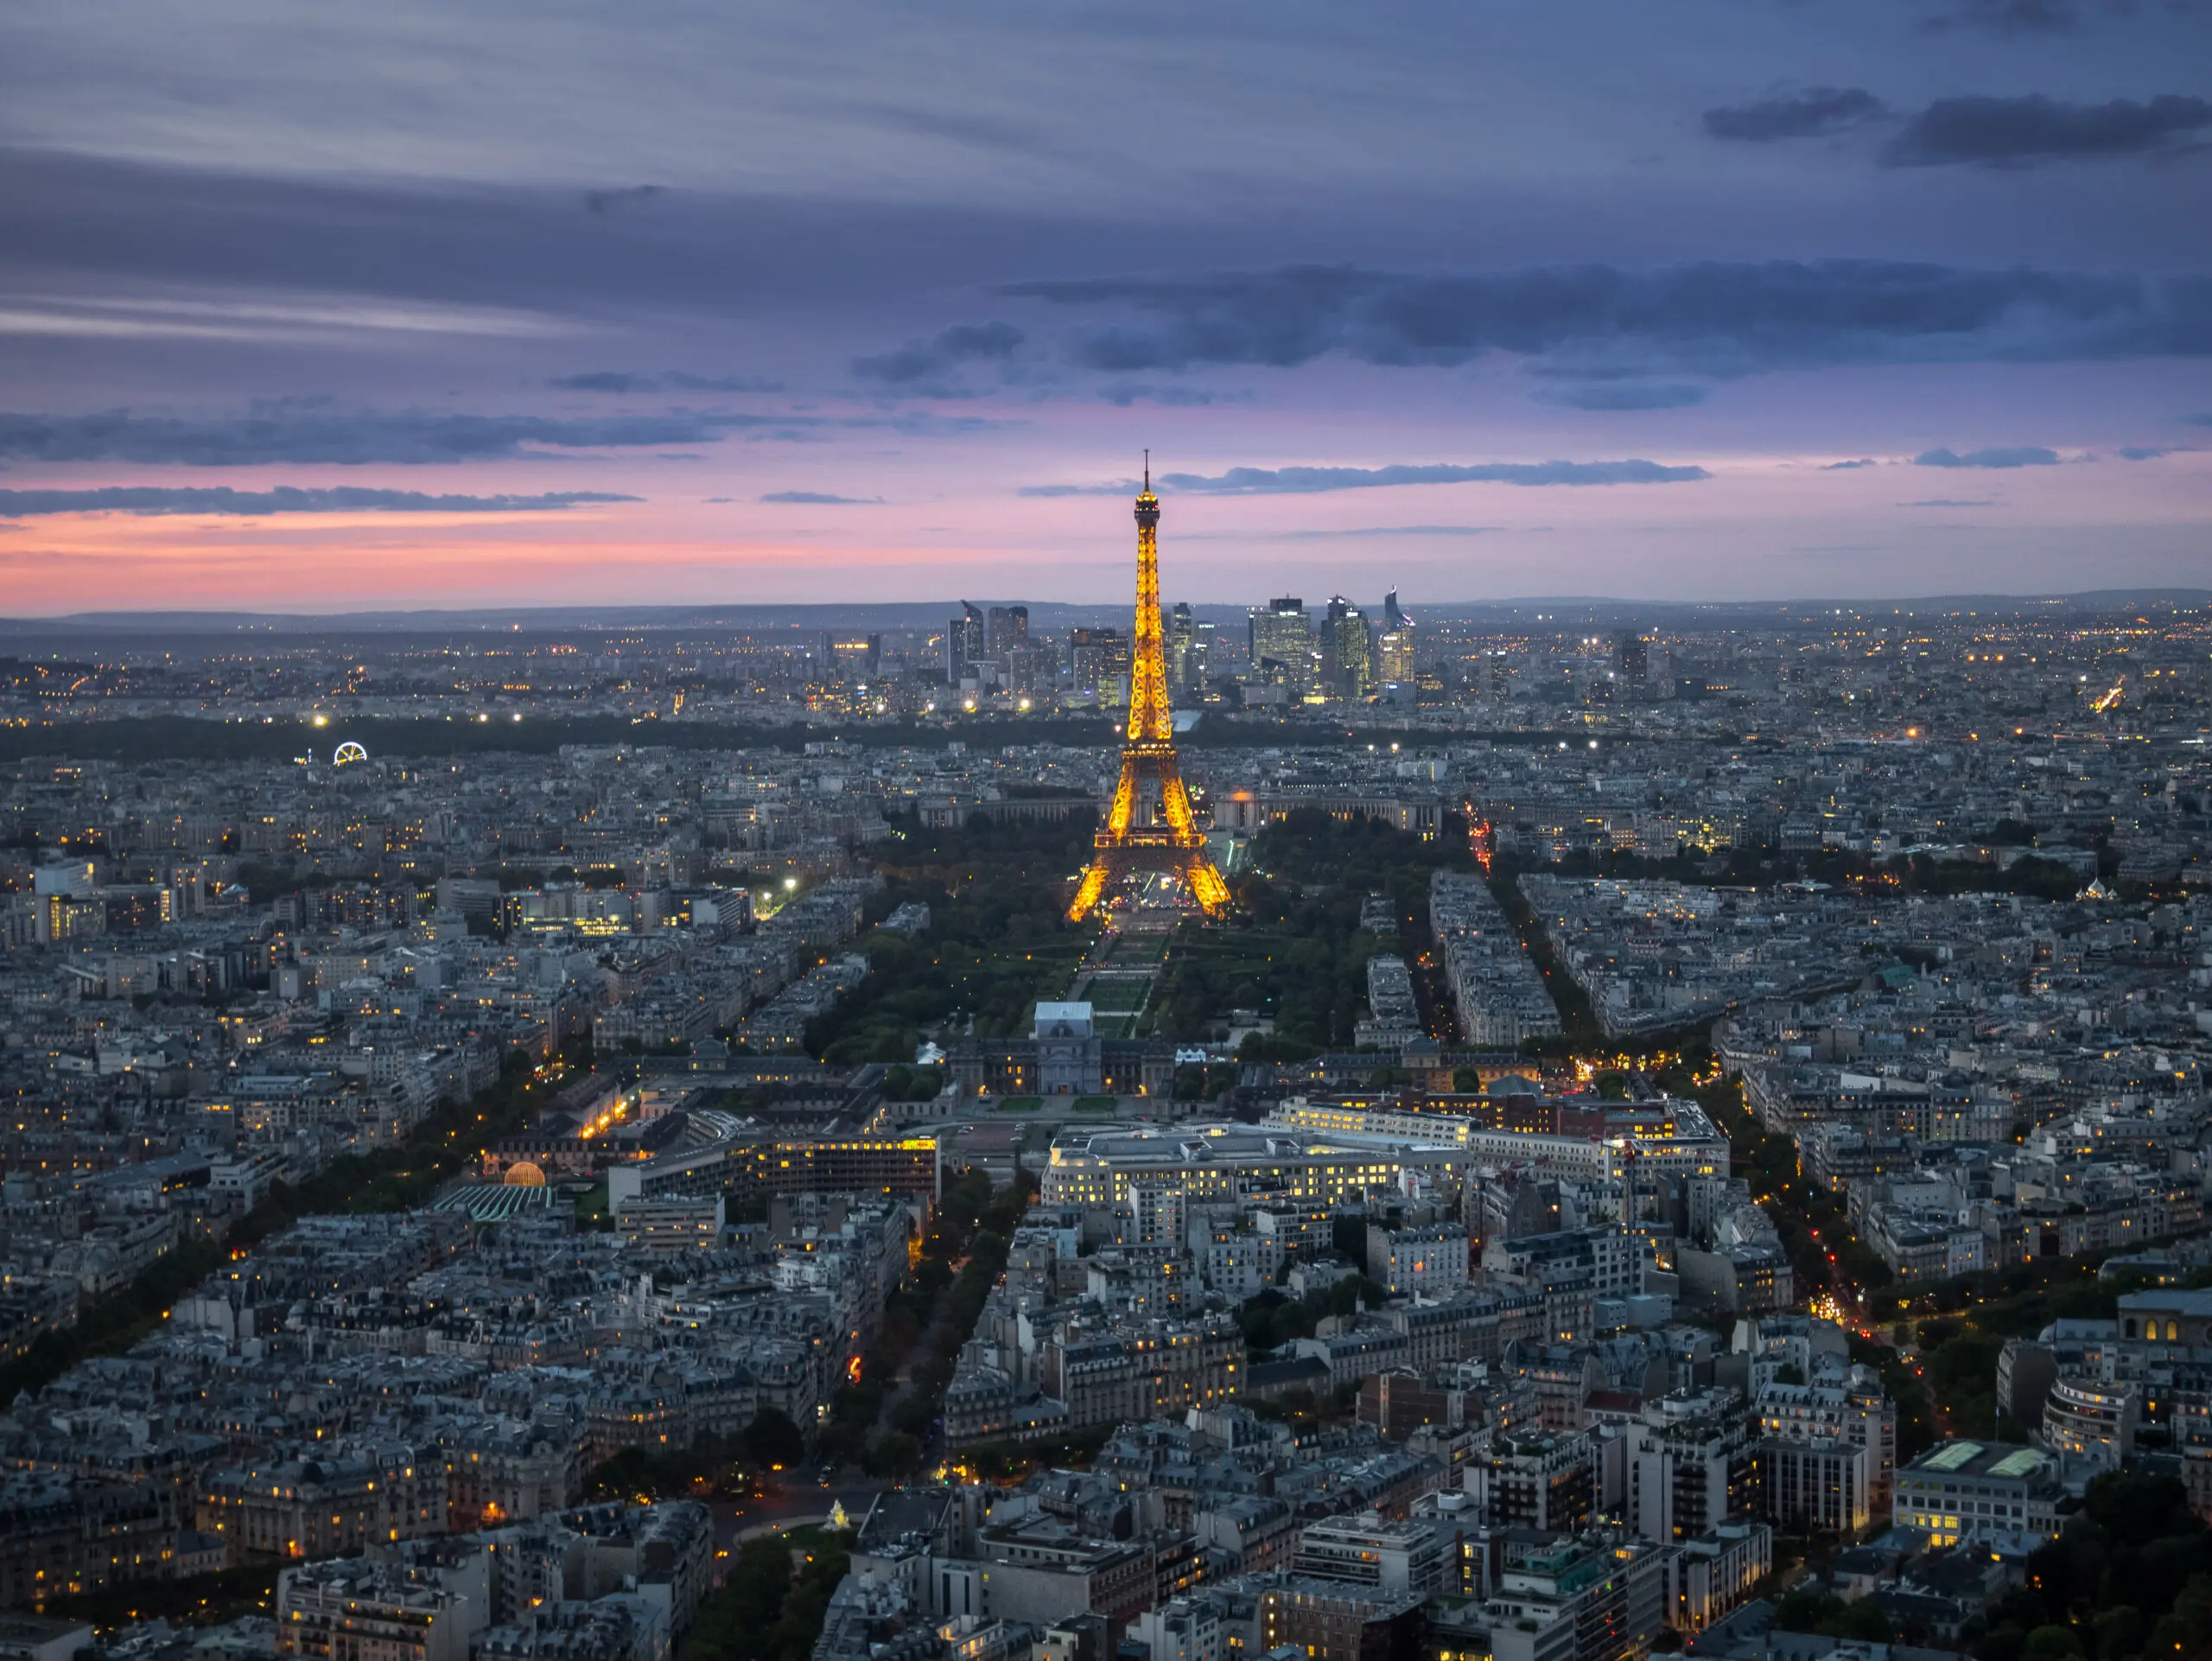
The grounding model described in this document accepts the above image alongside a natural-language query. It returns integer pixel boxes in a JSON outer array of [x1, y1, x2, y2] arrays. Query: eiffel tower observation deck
[[1067, 462, 1231, 922]]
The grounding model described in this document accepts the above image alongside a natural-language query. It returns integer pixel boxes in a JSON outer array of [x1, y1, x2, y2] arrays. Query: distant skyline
[[3, 0, 2209, 612]]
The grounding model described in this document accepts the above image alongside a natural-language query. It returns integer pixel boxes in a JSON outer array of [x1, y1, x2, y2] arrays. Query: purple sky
[[1, 0, 2208, 611]]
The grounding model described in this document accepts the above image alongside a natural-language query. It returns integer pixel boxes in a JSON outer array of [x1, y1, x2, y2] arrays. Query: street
[[709, 1480, 887, 1550]]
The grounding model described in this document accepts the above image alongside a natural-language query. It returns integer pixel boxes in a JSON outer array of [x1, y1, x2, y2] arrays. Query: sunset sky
[[3, 0, 2209, 613]]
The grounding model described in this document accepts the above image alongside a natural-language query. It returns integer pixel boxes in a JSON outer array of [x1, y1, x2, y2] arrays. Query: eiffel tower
[[1068, 461, 1231, 921]]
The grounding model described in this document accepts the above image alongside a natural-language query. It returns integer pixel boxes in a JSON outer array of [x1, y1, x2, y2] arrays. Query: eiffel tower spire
[[1068, 463, 1230, 921]]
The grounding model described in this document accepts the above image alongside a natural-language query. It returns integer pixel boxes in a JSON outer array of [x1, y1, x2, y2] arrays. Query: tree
[[2022, 1627, 2083, 1661], [2145, 1574, 2212, 1661], [743, 1407, 805, 1471], [2093, 1607, 2145, 1661], [863, 1431, 920, 1478], [1777, 1591, 1892, 1645]]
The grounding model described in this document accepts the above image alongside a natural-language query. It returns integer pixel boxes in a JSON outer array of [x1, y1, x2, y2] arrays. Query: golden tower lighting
[[1068, 460, 1231, 921]]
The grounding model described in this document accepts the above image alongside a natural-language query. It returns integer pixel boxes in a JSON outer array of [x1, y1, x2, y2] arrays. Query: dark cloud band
[[853, 321, 1026, 387], [1887, 94, 2212, 166], [993, 258, 2212, 383]]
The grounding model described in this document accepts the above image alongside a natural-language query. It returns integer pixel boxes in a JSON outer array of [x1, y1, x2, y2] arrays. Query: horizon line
[[2, 586, 2207, 631]]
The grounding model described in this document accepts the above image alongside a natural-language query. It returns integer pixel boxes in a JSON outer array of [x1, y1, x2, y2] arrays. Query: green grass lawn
[[1082, 979, 1152, 1012], [996, 1096, 1043, 1111], [1073, 1096, 1118, 1112]]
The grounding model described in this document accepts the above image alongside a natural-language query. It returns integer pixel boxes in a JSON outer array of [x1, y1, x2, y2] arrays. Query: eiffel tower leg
[[1184, 856, 1230, 916], [1068, 861, 1112, 923]]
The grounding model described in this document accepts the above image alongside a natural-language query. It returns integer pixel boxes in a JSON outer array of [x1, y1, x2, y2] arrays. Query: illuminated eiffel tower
[[1068, 461, 1231, 922]]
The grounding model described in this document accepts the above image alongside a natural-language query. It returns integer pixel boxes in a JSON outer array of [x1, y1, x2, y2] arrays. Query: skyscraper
[[988, 605, 1029, 654], [1186, 616, 1218, 692], [1069, 626, 1131, 704], [1250, 597, 1312, 692], [1376, 626, 1414, 686], [1325, 595, 1373, 700], [945, 601, 986, 684], [1376, 590, 1415, 686], [988, 604, 1033, 691], [1615, 633, 1649, 686]]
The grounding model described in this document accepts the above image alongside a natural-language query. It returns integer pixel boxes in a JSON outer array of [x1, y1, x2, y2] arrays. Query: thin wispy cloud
[[1098, 384, 1249, 408], [0, 487, 637, 516], [1279, 525, 1504, 538], [1915, 445, 2061, 468], [551, 372, 785, 394], [1703, 87, 1886, 142], [582, 184, 664, 215], [1181, 525, 1508, 541], [1926, 0, 2081, 35], [0, 404, 1010, 465], [1533, 383, 1707, 410], [1024, 460, 1709, 496]]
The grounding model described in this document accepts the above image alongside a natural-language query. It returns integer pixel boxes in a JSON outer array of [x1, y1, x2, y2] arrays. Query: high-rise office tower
[[1377, 590, 1415, 685], [1250, 597, 1312, 691], [1167, 602, 1194, 688], [1186, 617, 1218, 690], [988, 605, 1032, 691], [1376, 627, 1414, 686], [1616, 633, 1649, 687], [945, 601, 986, 684], [1069, 626, 1131, 703], [988, 605, 1029, 654], [1325, 595, 1374, 699]]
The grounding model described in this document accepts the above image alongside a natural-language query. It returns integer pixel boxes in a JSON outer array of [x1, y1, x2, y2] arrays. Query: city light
[[4, 540, 2186, 1636]]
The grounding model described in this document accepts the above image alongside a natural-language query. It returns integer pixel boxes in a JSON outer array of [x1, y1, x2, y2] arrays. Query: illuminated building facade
[[948, 1001, 1177, 1098], [1894, 1440, 2063, 1547], [611, 1134, 941, 1207], [1039, 1123, 1455, 1209], [200, 1447, 448, 1562]]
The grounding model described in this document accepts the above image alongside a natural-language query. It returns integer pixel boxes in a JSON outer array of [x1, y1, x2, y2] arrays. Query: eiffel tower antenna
[[1067, 464, 1230, 921]]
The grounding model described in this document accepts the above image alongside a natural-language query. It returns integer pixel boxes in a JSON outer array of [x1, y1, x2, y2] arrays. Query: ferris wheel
[[332, 741, 369, 766]]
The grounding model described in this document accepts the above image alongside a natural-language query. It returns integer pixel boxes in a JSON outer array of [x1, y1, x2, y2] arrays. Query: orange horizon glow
[[1, 438, 2207, 612]]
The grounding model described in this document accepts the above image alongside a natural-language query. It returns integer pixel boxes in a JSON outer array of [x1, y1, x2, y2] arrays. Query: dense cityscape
[[1, 531, 2209, 1661]]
